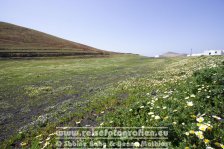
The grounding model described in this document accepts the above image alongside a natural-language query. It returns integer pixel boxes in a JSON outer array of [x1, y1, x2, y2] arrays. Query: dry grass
[[0, 22, 111, 57]]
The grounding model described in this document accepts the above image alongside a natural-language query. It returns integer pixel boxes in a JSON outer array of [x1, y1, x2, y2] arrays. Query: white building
[[188, 50, 224, 57], [204, 50, 223, 56]]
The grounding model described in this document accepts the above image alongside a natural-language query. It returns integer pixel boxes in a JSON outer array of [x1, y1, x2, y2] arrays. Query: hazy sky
[[1, 0, 224, 56]]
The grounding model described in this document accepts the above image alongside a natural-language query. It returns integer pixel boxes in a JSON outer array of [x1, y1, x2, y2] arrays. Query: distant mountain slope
[[0, 22, 111, 57], [159, 51, 187, 57]]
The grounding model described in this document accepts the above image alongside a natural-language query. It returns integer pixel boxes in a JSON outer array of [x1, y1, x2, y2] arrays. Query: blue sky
[[1, 0, 224, 56]]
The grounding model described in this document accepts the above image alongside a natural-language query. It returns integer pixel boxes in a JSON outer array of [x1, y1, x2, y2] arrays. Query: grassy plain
[[0, 54, 223, 148]]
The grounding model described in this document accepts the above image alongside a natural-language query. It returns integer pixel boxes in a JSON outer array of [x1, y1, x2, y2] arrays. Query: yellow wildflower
[[220, 143, 224, 149], [204, 139, 210, 144], [199, 124, 208, 131], [195, 131, 204, 139], [207, 126, 212, 131], [198, 135, 204, 139], [189, 130, 195, 134], [196, 117, 204, 123]]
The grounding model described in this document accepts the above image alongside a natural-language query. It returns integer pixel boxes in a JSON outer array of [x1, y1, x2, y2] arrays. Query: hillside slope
[[160, 51, 187, 57], [0, 22, 110, 57]]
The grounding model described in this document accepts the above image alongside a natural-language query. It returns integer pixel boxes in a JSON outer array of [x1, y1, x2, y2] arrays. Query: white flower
[[162, 106, 167, 109], [196, 117, 204, 123], [148, 112, 154, 115], [133, 142, 140, 147], [195, 131, 204, 139], [190, 94, 196, 98], [155, 115, 160, 120], [185, 132, 189, 136], [212, 115, 221, 120], [185, 96, 190, 99], [163, 95, 169, 99], [199, 124, 208, 131], [42, 141, 50, 149], [20, 142, 27, 146], [140, 106, 144, 109], [199, 135, 204, 140], [35, 134, 42, 138], [173, 122, 177, 125], [186, 101, 193, 106], [76, 121, 81, 124], [129, 109, 133, 112]]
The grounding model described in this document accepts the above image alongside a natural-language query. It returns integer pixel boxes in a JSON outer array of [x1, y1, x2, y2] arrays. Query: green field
[[0, 55, 223, 148]]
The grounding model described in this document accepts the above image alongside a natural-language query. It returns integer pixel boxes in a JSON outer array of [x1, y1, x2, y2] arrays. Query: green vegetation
[[100, 57, 224, 148], [0, 54, 223, 148]]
